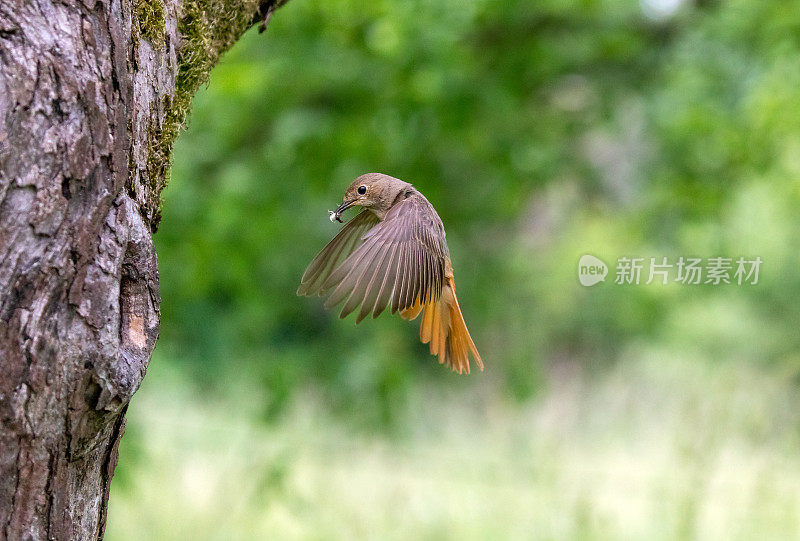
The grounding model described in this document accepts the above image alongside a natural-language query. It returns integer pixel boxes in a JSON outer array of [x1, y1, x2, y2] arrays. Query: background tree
[[0, 0, 287, 537], [108, 1, 800, 537]]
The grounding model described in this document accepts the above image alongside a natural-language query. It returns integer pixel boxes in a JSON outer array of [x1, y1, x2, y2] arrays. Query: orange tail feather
[[399, 295, 423, 321], [419, 277, 482, 374]]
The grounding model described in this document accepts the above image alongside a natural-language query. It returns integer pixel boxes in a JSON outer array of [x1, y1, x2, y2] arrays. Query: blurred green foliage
[[155, 0, 800, 424]]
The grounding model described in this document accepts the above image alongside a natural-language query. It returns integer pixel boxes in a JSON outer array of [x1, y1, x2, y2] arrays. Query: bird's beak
[[333, 199, 356, 222]]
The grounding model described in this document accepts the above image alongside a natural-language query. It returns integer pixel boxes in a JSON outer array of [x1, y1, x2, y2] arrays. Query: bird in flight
[[297, 173, 483, 374]]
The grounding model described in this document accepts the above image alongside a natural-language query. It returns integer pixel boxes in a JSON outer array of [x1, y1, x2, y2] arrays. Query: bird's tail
[[401, 276, 482, 374]]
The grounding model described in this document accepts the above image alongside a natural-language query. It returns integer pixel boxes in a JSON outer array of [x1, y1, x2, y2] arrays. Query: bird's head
[[331, 173, 412, 222]]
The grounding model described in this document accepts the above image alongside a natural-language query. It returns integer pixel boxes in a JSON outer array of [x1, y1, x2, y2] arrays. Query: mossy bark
[[0, 0, 287, 538]]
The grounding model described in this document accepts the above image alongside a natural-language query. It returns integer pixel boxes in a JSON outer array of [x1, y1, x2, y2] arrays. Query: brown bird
[[297, 173, 483, 374]]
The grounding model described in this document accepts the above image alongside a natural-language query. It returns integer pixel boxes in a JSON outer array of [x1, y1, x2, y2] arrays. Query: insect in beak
[[331, 199, 356, 222]]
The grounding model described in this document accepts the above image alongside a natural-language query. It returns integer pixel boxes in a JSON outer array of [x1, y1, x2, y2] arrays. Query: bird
[[297, 173, 483, 374]]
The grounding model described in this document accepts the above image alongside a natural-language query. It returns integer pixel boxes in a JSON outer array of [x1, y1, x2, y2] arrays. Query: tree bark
[[0, 0, 285, 538]]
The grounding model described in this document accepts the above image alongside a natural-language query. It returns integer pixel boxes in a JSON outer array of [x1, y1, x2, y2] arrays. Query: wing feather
[[297, 210, 379, 296], [357, 243, 394, 323], [324, 238, 384, 311], [306, 194, 447, 322], [332, 241, 385, 316], [373, 242, 400, 318], [390, 247, 407, 314]]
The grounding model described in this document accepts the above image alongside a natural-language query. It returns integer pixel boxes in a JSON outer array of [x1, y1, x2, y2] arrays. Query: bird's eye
[[357, 185, 367, 195]]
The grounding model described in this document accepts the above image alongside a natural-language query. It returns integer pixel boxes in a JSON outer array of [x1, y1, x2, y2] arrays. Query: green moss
[[139, 0, 291, 229], [174, 0, 264, 106], [134, 0, 166, 43]]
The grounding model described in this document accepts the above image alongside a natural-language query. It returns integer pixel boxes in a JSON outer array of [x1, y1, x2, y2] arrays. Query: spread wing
[[297, 210, 380, 297], [320, 196, 448, 323]]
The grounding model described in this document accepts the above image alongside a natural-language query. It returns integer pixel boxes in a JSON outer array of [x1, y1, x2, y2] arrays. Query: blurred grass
[[109, 349, 800, 540]]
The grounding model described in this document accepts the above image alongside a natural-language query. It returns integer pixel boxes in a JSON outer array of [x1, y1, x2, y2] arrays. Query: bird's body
[[297, 173, 483, 374]]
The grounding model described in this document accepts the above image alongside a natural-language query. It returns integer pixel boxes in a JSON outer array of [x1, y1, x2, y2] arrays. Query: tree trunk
[[0, 0, 285, 537]]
